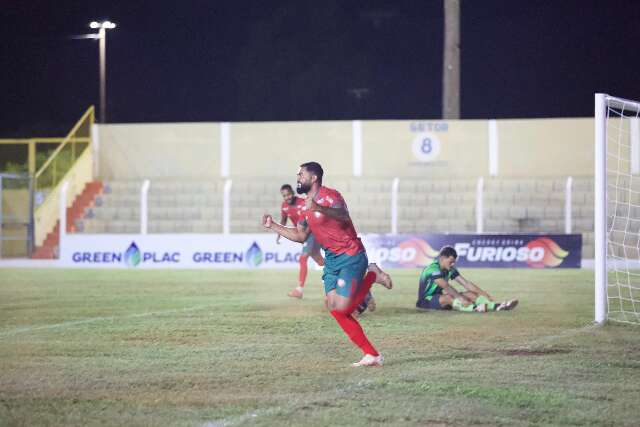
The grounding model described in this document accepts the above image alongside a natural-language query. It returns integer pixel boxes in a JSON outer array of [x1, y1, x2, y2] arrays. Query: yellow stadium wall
[[229, 121, 353, 177], [498, 118, 594, 177], [97, 118, 599, 180], [363, 120, 490, 178], [97, 123, 221, 179], [2, 189, 30, 257]]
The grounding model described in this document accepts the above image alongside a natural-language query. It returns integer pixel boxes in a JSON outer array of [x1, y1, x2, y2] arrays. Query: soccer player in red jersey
[[263, 162, 393, 367], [277, 184, 325, 299]]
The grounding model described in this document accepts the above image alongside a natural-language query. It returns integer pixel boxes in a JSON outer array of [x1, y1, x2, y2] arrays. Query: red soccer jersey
[[302, 186, 364, 256], [281, 196, 306, 226]]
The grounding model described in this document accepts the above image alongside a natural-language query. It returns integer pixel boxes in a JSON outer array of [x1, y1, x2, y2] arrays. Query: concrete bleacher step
[[80, 177, 595, 261]]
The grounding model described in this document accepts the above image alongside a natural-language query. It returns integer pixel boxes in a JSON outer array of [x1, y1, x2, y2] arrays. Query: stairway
[[32, 181, 103, 259]]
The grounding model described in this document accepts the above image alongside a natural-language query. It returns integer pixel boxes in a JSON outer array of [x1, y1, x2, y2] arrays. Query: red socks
[[345, 271, 376, 314], [330, 310, 379, 356], [298, 254, 309, 286], [328, 271, 379, 356]]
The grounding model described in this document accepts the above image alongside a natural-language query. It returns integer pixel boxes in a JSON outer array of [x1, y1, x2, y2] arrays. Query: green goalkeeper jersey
[[418, 260, 460, 301]]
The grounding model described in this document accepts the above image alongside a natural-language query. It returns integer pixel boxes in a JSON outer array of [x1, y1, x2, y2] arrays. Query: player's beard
[[297, 182, 311, 194]]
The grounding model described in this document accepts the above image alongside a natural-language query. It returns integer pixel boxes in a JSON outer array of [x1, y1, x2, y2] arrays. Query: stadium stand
[[77, 176, 595, 257]]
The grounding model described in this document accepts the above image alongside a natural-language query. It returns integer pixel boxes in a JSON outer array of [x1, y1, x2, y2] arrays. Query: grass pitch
[[0, 268, 639, 426]]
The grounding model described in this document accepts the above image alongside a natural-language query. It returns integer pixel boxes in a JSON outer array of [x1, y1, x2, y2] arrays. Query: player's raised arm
[[262, 214, 310, 243]]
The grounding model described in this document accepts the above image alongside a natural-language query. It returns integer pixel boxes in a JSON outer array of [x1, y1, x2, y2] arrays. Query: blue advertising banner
[[362, 234, 582, 269]]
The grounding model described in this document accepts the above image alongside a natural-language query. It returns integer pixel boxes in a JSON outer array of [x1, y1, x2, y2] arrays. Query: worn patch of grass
[[0, 268, 639, 426]]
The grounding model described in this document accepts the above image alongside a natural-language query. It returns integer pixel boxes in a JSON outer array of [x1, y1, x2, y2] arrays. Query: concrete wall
[[229, 121, 352, 177], [98, 123, 220, 179], [97, 118, 602, 180], [363, 120, 490, 178], [498, 118, 594, 177], [1, 188, 29, 257]]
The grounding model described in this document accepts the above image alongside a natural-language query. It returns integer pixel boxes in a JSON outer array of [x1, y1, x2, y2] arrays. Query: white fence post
[[391, 177, 400, 234], [59, 181, 69, 252], [91, 124, 100, 179], [565, 176, 573, 234], [140, 180, 150, 234], [488, 120, 499, 177], [352, 120, 363, 177], [476, 177, 484, 233], [223, 179, 232, 234], [220, 123, 230, 178]]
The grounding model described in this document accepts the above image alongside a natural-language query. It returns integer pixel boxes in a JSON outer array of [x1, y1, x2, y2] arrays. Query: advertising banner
[[60, 234, 306, 269], [60, 233, 582, 269], [362, 234, 582, 269]]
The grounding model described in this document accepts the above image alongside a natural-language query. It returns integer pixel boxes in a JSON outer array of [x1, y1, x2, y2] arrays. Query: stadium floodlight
[[88, 20, 117, 123], [594, 93, 640, 325]]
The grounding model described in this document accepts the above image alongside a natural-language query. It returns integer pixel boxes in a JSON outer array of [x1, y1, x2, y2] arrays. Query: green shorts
[[322, 251, 368, 298], [302, 233, 321, 255]]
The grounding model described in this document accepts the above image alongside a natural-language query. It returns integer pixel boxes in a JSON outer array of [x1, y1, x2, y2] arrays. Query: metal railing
[[34, 106, 94, 194]]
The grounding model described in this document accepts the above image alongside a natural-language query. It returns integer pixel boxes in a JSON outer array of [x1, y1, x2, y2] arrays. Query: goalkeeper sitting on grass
[[416, 246, 518, 313]]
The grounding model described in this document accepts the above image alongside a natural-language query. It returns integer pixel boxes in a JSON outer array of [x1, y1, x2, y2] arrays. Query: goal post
[[595, 93, 640, 325]]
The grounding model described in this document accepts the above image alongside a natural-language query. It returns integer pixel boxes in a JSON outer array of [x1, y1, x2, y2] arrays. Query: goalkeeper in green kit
[[416, 246, 518, 312]]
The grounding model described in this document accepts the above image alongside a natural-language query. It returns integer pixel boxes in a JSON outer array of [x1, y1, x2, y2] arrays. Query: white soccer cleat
[[367, 263, 393, 289], [497, 299, 519, 311], [287, 288, 303, 299], [351, 353, 384, 367]]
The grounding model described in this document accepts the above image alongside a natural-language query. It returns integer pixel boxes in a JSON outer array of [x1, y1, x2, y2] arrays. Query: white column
[[223, 179, 232, 234], [140, 180, 150, 234], [390, 177, 400, 234], [91, 124, 100, 179], [352, 120, 362, 177], [0, 176, 3, 258], [565, 176, 573, 234], [595, 93, 607, 325], [220, 122, 230, 178], [476, 177, 484, 233], [631, 118, 640, 174], [488, 120, 499, 177], [59, 181, 69, 252]]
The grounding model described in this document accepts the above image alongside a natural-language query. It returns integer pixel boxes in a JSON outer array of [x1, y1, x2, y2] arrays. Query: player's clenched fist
[[262, 214, 273, 228]]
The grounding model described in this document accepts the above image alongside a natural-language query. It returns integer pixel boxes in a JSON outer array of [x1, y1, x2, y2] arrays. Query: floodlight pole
[[99, 26, 107, 123], [442, 0, 460, 119], [90, 21, 116, 123]]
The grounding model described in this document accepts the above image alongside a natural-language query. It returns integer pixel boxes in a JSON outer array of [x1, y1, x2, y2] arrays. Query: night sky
[[1, 0, 639, 137]]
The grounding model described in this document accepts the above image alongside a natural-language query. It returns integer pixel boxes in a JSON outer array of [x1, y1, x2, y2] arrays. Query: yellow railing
[[0, 138, 65, 176], [34, 106, 94, 193], [34, 147, 93, 246], [30, 107, 95, 247]]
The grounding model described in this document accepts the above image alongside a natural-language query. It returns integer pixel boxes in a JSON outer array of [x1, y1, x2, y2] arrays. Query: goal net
[[595, 93, 640, 324]]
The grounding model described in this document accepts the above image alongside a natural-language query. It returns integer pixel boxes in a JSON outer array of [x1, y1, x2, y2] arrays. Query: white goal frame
[[595, 93, 640, 324]]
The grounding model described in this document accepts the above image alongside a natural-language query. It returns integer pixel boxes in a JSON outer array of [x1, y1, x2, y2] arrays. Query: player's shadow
[[367, 306, 427, 316]]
